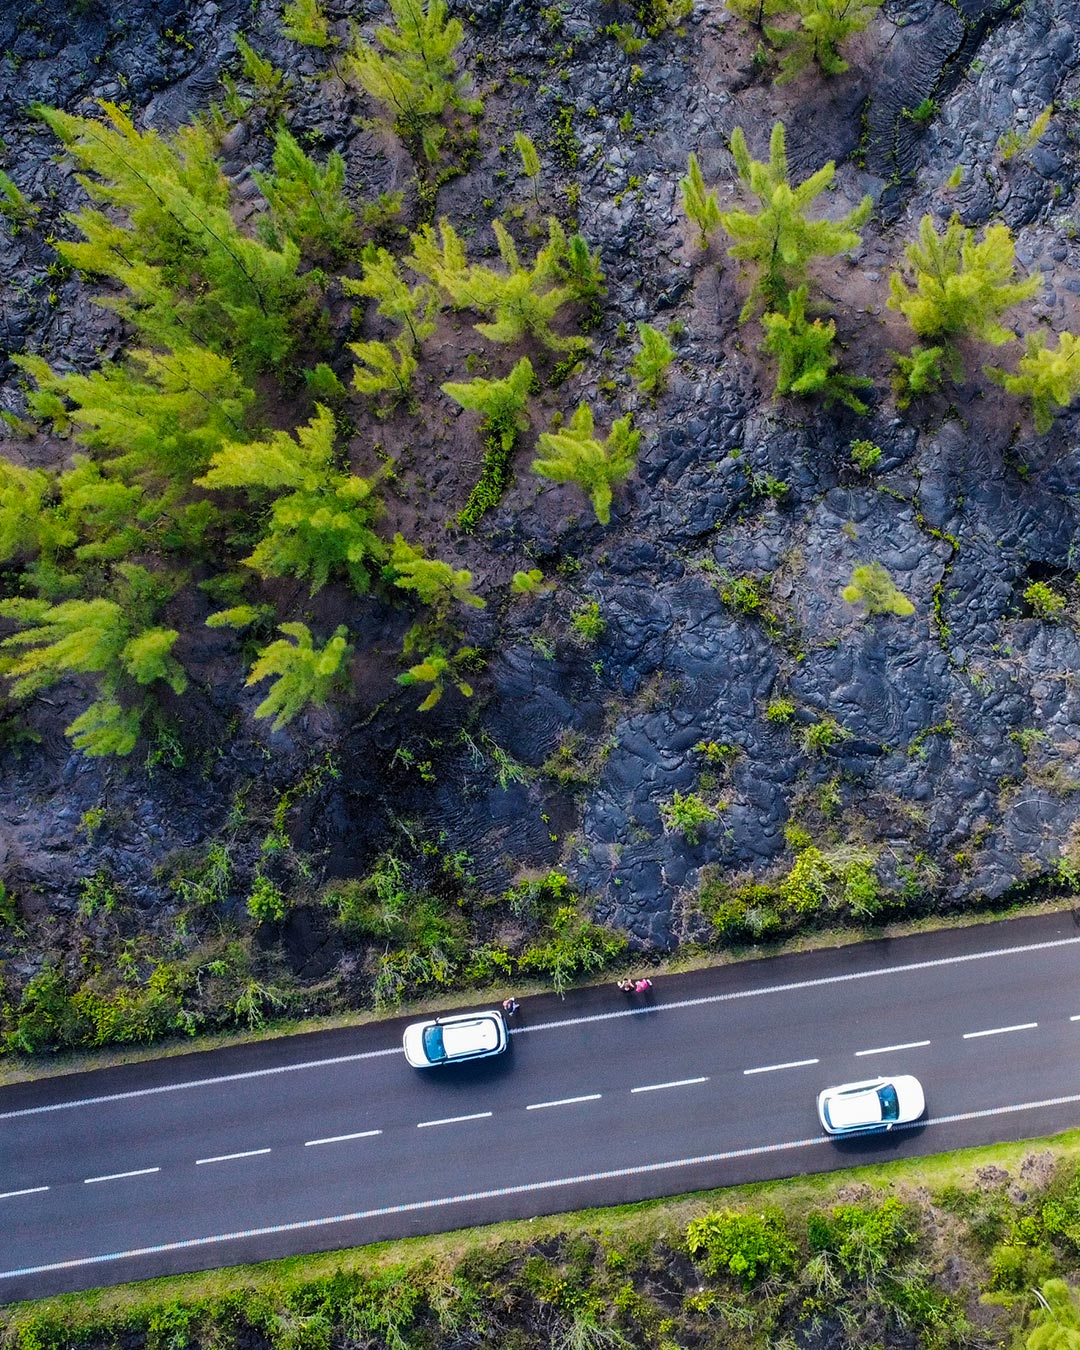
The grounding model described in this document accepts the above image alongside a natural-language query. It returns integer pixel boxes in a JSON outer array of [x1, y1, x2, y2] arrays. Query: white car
[[817, 1075, 925, 1135], [403, 1009, 508, 1068]]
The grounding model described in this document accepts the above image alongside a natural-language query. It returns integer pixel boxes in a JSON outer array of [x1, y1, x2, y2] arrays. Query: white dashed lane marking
[[855, 1040, 931, 1056], [416, 1112, 492, 1129], [630, 1078, 708, 1094], [526, 1095, 602, 1111], [195, 1149, 272, 1166], [743, 1058, 819, 1076], [962, 1023, 1038, 1040], [0, 1187, 49, 1201], [84, 1169, 160, 1185], [305, 1130, 382, 1147]]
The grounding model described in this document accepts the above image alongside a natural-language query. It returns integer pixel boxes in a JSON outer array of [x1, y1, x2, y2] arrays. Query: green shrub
[[570, 598, 605, 644], [1024, 580, 1066, 620], [808, 1195, 916, 1283], [660, 790, 718, 844], [686, 1207, 797, 1285], [842, 562, 915, 617], [248, 875, 287, 923], [799, 715, 850, 754], [849, 438, 881, 473], [518, 905, 627, 995]]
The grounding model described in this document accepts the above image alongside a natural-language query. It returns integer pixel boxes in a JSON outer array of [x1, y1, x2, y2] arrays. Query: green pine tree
[[14, 344, 253, 485], [0, 564, 187, 756], [987, 330, 1080, 433], [342, 243, 439, 349], [246, 622, 353, 729], [761, 287, 871, 411], [892, 344, 946, 406], [345, 0, 481, 165], [1026, 1280, 1080, 1350], [396, 641, 479, 711], [35, 102, 311, 372], [387, 534, 485, 614], [532, 403, 640, 525], [442, 355, 534, 451], [680, 152, 720, 246], [254, 126, 356, 262], [720, 122, 871, 320], [281, 0, 333, 47], [196, 405, 386, 593], [726, 0, 790, 29], [228, 36, 294, 123], [888, 213, 1039, 351], [514, 131, 542, 205], [0, 461, 75, 565], [768, 0, 882, 83], [408, 217, 584, 350], [65, 699, 144, 757], [348, 334, 419, 408], [630, 322, 675, 395]]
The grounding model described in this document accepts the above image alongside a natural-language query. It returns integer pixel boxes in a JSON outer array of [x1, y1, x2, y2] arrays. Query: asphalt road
[[4, 908, 1080, 1301]]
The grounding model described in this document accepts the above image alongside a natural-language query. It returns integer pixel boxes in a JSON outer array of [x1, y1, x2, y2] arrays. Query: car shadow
[[824, 1119, 930, 1153]]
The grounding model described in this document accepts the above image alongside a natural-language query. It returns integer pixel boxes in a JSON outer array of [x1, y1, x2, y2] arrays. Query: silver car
[[403, 1009, 508, 1068], [817, 1075, 925, 1134]]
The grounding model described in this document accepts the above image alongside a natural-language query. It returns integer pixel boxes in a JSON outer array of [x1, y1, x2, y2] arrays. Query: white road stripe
[[526, 1095, 602, 1111], [416, 1112, 492, 1129], [855, 1040, 931, 1057], [13, 1087, 1080, 1282], [4, 931, 1079, 1121], [744, 1058, 819, 1075], [0, 1187, 48, 1201], [0, 1047, 403, 1121], [304, 1130, 382, 1147], [84, 1168, 160, 1185], [1070, 1015, 1080, 1022], [962, 1022, 1038, 1040], [195, 1149, 272, 1166], [630, 1077, 708, 1094]]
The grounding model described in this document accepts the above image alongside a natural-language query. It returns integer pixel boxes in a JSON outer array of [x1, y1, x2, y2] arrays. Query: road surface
[[3, 908, 1080, 1300]]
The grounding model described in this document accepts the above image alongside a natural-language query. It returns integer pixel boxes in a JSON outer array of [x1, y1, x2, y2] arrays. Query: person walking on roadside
[[634, 977, 653, 994], [502, 997, 519, 1017], [617, 978, 635, 993]]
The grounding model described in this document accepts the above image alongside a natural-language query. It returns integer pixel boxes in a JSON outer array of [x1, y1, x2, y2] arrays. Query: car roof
[[440, 1014, 501, 1056], [826, 1084, 883, 1129]]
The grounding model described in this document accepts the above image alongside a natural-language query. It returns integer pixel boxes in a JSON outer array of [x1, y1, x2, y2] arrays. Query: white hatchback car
[[403, 1009, 508, 1068], [817, 1075, 925, 1135]]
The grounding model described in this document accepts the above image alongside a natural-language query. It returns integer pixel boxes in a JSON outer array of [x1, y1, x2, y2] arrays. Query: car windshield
[[878, 1083, 900, 1121], [422, 1025, 446, 1062]]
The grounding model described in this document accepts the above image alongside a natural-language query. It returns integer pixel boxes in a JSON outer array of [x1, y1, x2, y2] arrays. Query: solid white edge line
[[416, 1112, 492, 1129], [195, 1149, 272, 1166], [84, 1168, 160, 1185], [304, 1131, 382, 1147], [630, 1077, 708, 1094], [855, 1040, 931, 1056], [526, 1095, 602, 1111], [0, 1187, 49, 1201], [6, 931, 1080, 1121], [962, 1022, 1038, 1039], [14, 1088, 1080, 1282], [743, 1058, 819, 1075]]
